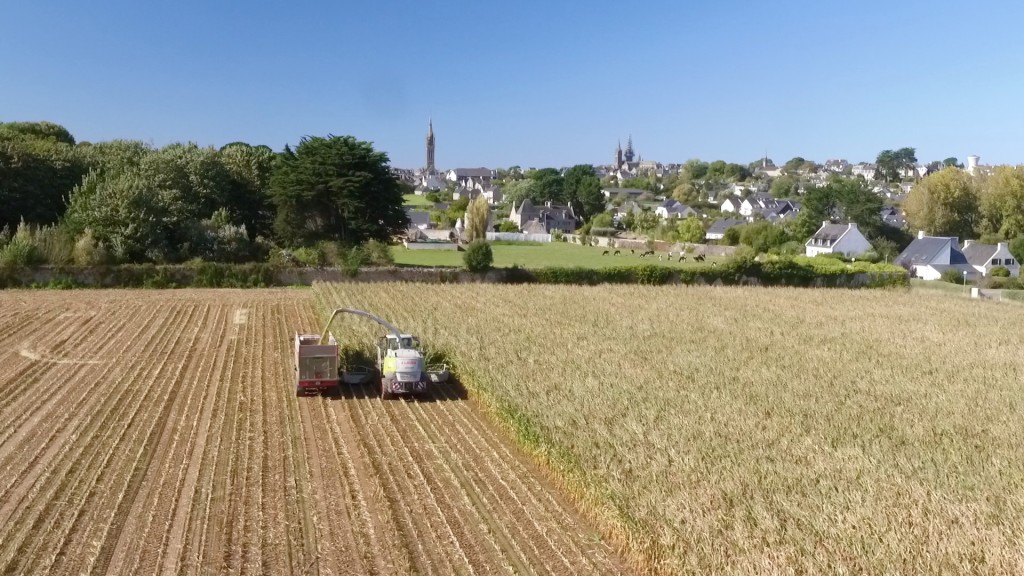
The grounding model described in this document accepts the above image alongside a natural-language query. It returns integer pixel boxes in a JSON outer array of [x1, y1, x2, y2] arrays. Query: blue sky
[[2, 0, 1022, 169]]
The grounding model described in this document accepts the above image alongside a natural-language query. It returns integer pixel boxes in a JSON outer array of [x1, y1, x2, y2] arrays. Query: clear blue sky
[[2, 0, 1022, 169]]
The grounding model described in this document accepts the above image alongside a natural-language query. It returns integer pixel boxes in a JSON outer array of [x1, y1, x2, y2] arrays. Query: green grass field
[[910, 278, 970, 295], [392, 241, 726, 269], [402, 193, 433, 208]]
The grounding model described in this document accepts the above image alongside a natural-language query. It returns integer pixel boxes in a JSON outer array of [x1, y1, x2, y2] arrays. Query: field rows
[[0, 289, 625, 575]]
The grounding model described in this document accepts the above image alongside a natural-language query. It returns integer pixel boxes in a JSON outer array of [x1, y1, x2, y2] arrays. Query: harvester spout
[[320, 308, 406, 347]]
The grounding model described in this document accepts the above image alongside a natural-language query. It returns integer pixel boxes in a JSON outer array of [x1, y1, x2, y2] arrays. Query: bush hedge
[[0, 257, 909, 290]]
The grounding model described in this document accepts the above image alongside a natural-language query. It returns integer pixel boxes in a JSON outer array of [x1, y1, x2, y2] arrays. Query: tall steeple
[[624, 135, 635, 163], [615, 140, 623, 170], [425, 118, 436, 173]]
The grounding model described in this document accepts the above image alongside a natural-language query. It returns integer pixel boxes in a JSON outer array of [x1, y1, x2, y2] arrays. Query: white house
[[805, 222, 873, 257], [654, 199, 697, 220], [850, 163, 876, 180], [963, 240, 1020, 277], [720, 197, 742, 213], [894, 231, 976, 280]]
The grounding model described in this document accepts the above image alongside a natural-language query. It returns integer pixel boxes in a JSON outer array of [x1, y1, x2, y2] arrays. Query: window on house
[[992, 258, 1001, 266], [1007, 258, 1016, 266]]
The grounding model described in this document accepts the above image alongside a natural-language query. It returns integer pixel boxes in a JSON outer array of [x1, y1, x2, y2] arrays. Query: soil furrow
[[0, 303, 189, 572]]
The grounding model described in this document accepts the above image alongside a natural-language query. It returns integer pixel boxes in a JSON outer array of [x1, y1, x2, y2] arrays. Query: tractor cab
[[378, 334, 421, 352], [375, 333, 427, 398]]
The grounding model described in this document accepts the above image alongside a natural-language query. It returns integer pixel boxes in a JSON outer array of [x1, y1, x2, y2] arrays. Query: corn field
[[315, 281, 1024, 575]]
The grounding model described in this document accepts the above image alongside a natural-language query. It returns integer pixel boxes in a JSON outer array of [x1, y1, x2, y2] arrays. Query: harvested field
[[0, 289, 626, 575], [314, 282, 1024, 575]]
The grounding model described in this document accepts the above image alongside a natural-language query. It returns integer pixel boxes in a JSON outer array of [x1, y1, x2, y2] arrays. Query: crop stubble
[[0, 289, 625, 575]]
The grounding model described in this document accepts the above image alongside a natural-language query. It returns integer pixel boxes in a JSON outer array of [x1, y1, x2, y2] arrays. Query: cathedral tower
[[624, 135, 635, 163], [425, 118, 436, 173]]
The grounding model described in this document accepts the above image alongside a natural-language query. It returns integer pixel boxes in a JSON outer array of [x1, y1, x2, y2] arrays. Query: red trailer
[[294, 333, 339, 396]]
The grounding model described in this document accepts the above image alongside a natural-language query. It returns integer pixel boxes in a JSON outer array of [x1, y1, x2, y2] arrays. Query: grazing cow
[[613, 250, 621, 256], [630, 249, 635, 255], [712, 261, 718, 268], [602, 250, 609, 256], [658, 255, 663, 261], [678, 255, 686, 263], [694, 254, 706, 262]]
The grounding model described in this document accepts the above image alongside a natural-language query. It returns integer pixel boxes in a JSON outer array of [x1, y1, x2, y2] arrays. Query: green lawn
[[403, 193, 433, 208], [910, 278, 970, 295], [392, 241, 727, 269]]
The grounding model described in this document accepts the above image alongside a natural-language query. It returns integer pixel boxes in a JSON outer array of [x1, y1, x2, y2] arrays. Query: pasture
[[392, 241, 724, 269]]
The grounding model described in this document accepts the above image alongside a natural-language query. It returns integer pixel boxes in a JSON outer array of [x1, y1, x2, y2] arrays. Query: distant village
[[393, 120, 1016, 282]]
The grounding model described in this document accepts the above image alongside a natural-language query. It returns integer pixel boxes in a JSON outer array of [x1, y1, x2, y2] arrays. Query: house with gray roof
[[601, 187, 648, 200], [405, 209, 431, 230], [895, 231, 976, 280], [509, 199, 577, 233], [805, 222, 872, 257], [705, 218, 745, 242], [446, 168, 494, 190], [654, 199, 697, 220], [962, 240, 1020, 277]]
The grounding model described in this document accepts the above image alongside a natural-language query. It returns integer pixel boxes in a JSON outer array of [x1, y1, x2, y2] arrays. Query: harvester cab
[[375, 333, 428, 399]]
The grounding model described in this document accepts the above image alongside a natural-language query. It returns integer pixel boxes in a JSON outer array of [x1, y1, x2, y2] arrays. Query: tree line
[[0, 121, 407, 266]]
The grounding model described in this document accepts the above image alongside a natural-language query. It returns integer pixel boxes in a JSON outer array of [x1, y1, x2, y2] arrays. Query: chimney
[[998, 241, 1008, 251], [848, 223, 858, 230], [823, 220, 830, 227], [964, 239, 974, 248], [917, 230, 926, 239]]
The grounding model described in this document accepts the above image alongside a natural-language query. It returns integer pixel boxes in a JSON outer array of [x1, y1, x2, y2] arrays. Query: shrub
[[941, 268, 967, 284], [990, 266, 1010, 277], [362, 240, 394, 266], [292, 246, 324, 268], [498, 220, 519, 233], [73, 229, 112, 265], [463, 240, 494, 272]]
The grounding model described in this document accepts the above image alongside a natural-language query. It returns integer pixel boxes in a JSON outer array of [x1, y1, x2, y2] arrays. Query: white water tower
[[967, 155, 980, 174]]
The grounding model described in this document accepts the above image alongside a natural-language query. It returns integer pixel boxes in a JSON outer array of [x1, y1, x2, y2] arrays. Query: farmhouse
[[805, 222, 872, 258], [895, 231, 976, 280], [963, 240, 1020, 277]]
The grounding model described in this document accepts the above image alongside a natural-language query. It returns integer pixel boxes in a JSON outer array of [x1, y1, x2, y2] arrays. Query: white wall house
[[963, 240, 1020, 277], [805, 222, 873, 257], [720, 197, 742, 213], [894, 231, 976, 281]]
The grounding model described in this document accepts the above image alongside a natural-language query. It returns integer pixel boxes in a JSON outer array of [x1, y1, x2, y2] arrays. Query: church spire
[[624, 135, 635, 163], [425, 117, 436, 173]]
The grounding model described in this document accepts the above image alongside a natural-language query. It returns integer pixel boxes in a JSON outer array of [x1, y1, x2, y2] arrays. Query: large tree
[[0, 126, 88, 230], [527, 168, 565, 203], [874, 147, 917, 182], [977, 166, 1024, 240], [562, 164, 604, 221], [269, 135, 407, 246], [903, 167, 979, 239], [793, 177, 884, 240]]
